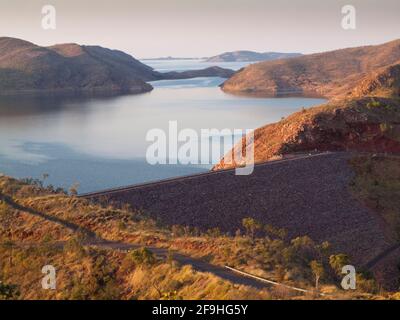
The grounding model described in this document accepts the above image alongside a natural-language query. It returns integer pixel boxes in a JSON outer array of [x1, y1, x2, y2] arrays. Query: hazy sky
[[0, 0, 399, 58]]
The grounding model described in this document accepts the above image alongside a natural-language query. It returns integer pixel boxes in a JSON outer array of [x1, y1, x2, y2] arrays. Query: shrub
[[265, 224, 287, 240], [69, 183, 80, 196], [161, 290, 181, 300], [64, 237, 86, 258], [242, 217, 263, 239], [329, 254, 350, 276], [0, 200, 12, 217], [207, 227, 221, 238], [0, 281, 19, 300], [356, 271, 378, 293], [367, 100, 381, 109], [130, 247, 156, 267], [118, 221, 127, 230], [171, 225, 186, 237]]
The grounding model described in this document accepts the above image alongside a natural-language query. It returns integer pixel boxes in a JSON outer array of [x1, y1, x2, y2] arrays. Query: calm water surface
[[0, 60, 326, 193]]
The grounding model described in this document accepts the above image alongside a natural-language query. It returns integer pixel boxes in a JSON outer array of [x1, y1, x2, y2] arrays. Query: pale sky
[[0, 0, 399, 58]]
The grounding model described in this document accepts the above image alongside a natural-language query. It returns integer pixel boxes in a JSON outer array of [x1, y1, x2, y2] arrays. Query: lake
[[0, 60, 326, 193]]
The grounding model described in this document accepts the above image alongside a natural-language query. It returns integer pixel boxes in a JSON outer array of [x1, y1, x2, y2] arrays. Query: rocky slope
[[0, 37, 158, 95], [221, 39, 400, 98], [214, 96, 400, 170], [206, 50, 302, 62], [350, 63, 400, 99], [215, 47, 400, 170]]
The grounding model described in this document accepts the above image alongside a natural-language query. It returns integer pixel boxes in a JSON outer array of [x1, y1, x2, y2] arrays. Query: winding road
[[0, 191, 275, 291]]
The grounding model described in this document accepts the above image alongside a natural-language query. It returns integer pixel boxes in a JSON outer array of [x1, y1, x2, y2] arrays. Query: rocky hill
[[211, 40, 400, 290], [0, 37, 160, 95], [216, 42, 400, 170], [221, 39, 400, 98], [206, 50, 302, 62], [214, 96, 400, 169], [0, 37, 237, 95]]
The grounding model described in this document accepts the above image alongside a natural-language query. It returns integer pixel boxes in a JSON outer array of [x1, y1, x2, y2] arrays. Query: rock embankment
[[83, 152, 393, 267]]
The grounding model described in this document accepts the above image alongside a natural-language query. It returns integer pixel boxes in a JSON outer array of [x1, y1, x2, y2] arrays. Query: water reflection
[[0, 77, 326, 192]]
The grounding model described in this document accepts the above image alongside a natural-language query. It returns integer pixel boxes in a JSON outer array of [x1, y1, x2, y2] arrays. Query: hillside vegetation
[[349, 155, 400, 290], [350, 155, 400, 240], [221, 39, 400, 98], [1, 175, 395, 299]]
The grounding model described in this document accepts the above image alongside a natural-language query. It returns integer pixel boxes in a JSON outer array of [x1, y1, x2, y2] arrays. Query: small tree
[[130, 247, 156, 267], [207, 227, 221, 238], [242, 217, 262, 239], [64, 236, 86, 258], [265, 224, 287, 240], [0, 281, 19, 300], [171, 225, 185, 237], [2, 240, 15, 266], [0, 201, 9, 217], [310, 260, 325, 291], [69, 182, 80, 196], [329, 254, 350, 276], [166, 249, 174, 266]]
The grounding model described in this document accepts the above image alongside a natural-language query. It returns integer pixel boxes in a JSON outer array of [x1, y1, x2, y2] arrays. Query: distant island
[[0, 37, 234, 96], [206, 50, 302, 62], [159, 66, 234, 80], [141, 56, 204, 61]]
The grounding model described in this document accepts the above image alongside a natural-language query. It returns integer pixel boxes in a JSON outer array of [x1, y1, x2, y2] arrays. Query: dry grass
[[0, 174, 396, 299], [349, 155, 400, 239], [0, 242, 270, 300]]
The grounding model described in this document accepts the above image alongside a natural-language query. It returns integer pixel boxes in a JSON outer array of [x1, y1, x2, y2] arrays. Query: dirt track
[[0, 193, 273, 290]]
